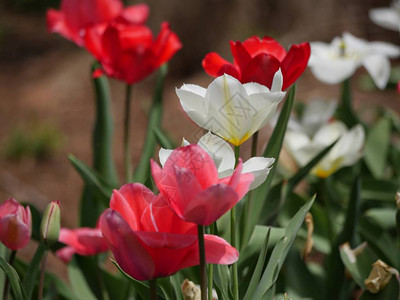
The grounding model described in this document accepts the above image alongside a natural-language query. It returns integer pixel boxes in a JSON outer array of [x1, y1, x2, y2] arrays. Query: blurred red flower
[[0, 199, 31, 250], [56, 227, 108, 263], [100, 183, 238, 281], [151, 145, 253, 226], [47, 0, 149, 46], [202, 36, 310, 90], [85, 22, 182, 84]]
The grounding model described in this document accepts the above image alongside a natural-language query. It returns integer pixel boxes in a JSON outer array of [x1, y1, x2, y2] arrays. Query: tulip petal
[[230, 41, 253, 71], [59, 228, 108, 256], [56, 247, 76, 263], [152, 22, 182, 67], [100, 209, 155, 281], [202, 52, 240, 78], [204, 234, 239, 265], [369, 8, 400, 32], [281, 42, 310, 90], [0, 215, 31, 250], [176, 85, 208, 128], [362, 54, 390, 89], [183, 184, 239, 225], [159, 148, 173, 166], [300, 99, 337, 136], [369, 41, 400, 58], [241, 36, 287, 61], [0, 199, 20, 217], [242, 157, 275, 190], [241, 53, 281, 89], [119, 4, 149, 24]]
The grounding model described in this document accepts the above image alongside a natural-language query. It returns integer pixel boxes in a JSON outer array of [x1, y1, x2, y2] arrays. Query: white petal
[[243, 82, 270, 95], [179, 84, 207, 97], [198, 132, 235, 172], [242, 157, 275, 189], [159, 148, 173, 166], [206, 74, 254, 144], [301, 98, 337, 136], [369, 8, 400, 32], [343, 32, 369, 55], [334, 124, 365, 167], [362, 54, 390, 89], [284, 131, 319, 166], [309, 56, 358, 84], [176, 85, 208, 128], [271, 68, 283, 92], [313, 121, 347, 146], [368, 41, 400, 58]]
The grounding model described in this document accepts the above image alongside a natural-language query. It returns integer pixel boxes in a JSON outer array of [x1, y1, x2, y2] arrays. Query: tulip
[[99, 183, 238, 281], [47, 0, 149, 46], [0, 199, 31, 251], [202, 36, 310, 90], [85, 22, 182, 84], [56, 227, 108, 263], [176, 72, 285, 146], [159, 132, 274, 190], [40, 201, 60, 248], [151, 145, 253, 225], [369, 1, 400, 32], [284, 118, 365, 178], [308, 32, 400, 89]]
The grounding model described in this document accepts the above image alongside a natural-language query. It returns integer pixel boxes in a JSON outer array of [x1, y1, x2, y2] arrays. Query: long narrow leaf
[[252, 195, 315, 299], [68, 258, 97, 300], [22, 242, 46, 299], [0, 256, 26, 300]]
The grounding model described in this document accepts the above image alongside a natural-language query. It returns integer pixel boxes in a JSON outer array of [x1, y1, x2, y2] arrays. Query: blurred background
[[0, 0, 399, 274]]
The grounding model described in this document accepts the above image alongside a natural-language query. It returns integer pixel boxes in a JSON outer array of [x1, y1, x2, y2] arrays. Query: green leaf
[[335, 79, 360, 128], [68, 258, 97, 300], [365, 208, 396, 230], [68, 154, 113, 205], [243, 227, 270, 300], [251, 85, 296, 231], [0, 256, 26, 300], [169, 273, 183, 300], [252, 196, 315, 299], [361, 178, 398, 202], [213, 264, 230, 300], [364, 118, 391, 178], [22, 242, 46, 299], [134, 64, 168, 184]]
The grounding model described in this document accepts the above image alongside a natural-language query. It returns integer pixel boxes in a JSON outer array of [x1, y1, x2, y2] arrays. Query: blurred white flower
[[284, 99, 365, 178], [159, 132, 275, 190], [308, 32, 400, 89], [176, 72, 286, 146], [369, 1, 400, 32]]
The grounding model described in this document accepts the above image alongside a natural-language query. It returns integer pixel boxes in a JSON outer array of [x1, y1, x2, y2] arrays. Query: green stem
[[231, 145, 240, 300], [208, 223, 215, 300], [38, 250, 48, 300], [124, 84, 133, 182], [96, 256, 110, 300], [3, 250, 16, 300], [198, 225, 207, 300], [149, 279, 157, 300]]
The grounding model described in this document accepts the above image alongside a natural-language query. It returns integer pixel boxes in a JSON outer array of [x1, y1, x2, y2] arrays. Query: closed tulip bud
[[40, 201, 60, 247]]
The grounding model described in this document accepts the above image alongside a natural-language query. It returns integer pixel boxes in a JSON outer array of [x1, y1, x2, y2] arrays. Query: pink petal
[[0, 199, 20, 217], [56, 247, 76, 263], [100, 209, 155, 281], [118, 4, 149, 24], [204, 234, 239, 265], [0, 215, 31, 250], [59, 228, 107, 255]]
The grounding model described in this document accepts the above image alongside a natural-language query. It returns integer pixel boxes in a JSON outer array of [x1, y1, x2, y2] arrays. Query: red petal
[[100, 209, 155, 280], [241, 53, 281, 89], [204, 234, 239, 265], [202, 52, 240, 79], [92, 68, 104, 78], [110, 183, 156, 231], [152, 22, 182, 68], [230, 41, 252, 71], [118, 3, 149, 24], [281, 42, 310, 90], [242, 36, 287, 61]]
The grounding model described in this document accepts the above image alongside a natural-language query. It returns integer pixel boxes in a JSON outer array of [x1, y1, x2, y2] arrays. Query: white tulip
[[308, 32, 400, 89], [284, 99, 365, 178], [369, 1, 400, 32], [176, 72, 286, 146], [159, 132, 275, 190]]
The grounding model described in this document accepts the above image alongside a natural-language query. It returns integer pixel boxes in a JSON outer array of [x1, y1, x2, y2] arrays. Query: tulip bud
[[40, 201, 60, 247]]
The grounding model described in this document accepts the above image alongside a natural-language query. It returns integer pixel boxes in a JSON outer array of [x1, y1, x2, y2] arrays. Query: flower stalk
[[149, 279, 157, 300], [124, 84, 133, 182], [197, 225, 207, 300], [231, 146, 240, 300]]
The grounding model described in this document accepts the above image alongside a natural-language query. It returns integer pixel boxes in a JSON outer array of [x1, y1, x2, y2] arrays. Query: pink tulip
[[100, 183, 238, 281], [151, 145, 254, 225], [56, 227, 108, 263], [0, 199, 32, 250], [47, 0, 149, 47]]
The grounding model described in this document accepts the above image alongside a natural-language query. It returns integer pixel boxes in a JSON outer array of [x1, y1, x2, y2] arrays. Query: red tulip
[[0, 199, 31, 250], [85, 22, 182, 84], [47, 0, 149, 46], [56, 227, 108, 263], [100, 183, 238, 281], [151, 145, 254, 226], [202, 36, 310, 90]]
